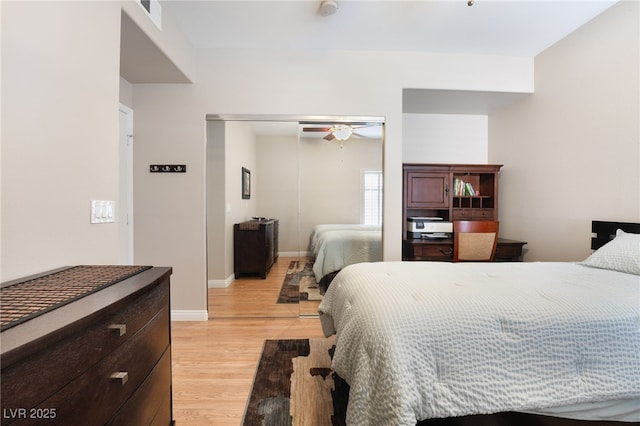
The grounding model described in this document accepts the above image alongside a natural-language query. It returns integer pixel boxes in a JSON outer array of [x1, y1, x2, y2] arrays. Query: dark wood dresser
[[234, 219, 279, 278], [402, 163, 527, 261], [0, 265, 173, 426]]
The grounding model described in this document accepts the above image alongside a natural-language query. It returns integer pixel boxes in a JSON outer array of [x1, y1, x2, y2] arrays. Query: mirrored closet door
[[206, 116, 383, 319]]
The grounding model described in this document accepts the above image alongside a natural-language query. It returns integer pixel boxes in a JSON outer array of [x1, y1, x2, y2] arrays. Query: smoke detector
[[319, 0, 338, 16]]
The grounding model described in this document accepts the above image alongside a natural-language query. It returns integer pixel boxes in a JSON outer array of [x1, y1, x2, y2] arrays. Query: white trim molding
[[171, 310, 209, 321], [208, 274, 235, 288], [280, 251, 311, 257]]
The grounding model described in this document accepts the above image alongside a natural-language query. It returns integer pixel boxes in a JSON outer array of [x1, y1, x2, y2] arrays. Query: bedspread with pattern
[[318, 261, 640, 425]]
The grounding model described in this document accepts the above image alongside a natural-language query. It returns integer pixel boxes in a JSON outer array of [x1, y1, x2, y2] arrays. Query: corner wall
[[489, 1, 640, 261]]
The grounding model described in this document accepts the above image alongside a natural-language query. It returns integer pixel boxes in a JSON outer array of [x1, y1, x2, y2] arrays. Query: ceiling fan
[[301, 123, 381, 142]]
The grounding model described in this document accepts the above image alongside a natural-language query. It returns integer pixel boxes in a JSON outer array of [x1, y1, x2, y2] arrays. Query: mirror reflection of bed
[[303, 223, 382, 316], [298, 123, 383, 316]]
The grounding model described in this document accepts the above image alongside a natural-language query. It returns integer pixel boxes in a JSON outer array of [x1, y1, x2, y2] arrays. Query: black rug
[[276, 260, 320, 304], [243, 339, 630, 426]]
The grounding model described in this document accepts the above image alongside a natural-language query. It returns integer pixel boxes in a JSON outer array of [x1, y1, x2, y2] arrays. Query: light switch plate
[[91, 200, 115, 223]]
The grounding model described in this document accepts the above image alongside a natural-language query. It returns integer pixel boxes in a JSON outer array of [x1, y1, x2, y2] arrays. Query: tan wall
[[489, 1, 640, 261], [1, 1, 122, 280], [10, 1, 631, 315], [132, 49, 532, 312]]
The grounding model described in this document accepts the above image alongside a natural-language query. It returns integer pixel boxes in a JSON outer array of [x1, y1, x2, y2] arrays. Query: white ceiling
[[125, 1, 618, 134], [163, 0, 616, 57]]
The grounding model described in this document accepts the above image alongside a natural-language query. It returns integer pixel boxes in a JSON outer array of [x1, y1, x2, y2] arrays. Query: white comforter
[[318, 261, 640, 425], [309, 224, 381, 257], [312, 229, 382, 282]]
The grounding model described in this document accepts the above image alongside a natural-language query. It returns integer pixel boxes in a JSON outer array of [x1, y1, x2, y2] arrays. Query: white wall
[[403, 114, 488, 163], [120, 77, 134, 109], [4, 1, 633, 316], [206, 121, 226, 285], [255, 134, 299, 255], [298, 136, 383, 252], [1, 1, 122, 280], [490, 1, 639, 261], [133, 49, 532, 312]]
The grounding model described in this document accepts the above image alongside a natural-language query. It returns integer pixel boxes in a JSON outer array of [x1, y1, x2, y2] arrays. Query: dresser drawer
[[1, 280, 169, 417], [471, 208, 494, 219], [452, 209, 472, 219], [19, 306, 170, 426], [107, 348, 172, 426], [452, 209, 495, 220], [404, 241, 453, 261]]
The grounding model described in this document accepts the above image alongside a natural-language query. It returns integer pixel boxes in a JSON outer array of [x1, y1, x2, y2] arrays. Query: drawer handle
[[110, 371, 129, 386], [439, 248, 453, 255], [108, 324, 127, 336]]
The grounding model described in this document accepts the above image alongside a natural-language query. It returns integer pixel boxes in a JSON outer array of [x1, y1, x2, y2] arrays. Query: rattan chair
[[453, 220, 499, 262]]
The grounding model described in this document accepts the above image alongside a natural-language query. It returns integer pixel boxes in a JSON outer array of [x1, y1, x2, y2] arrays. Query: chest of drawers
[[234, 219, 279, 278], [1, 266, 173, 426]]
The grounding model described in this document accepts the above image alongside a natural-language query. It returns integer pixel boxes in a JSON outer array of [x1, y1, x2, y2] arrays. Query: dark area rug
[[276, 260, 319, 304], [243, 339, 632, 426]]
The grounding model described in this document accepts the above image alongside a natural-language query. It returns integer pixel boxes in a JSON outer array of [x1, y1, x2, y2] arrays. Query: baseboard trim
[[171, 310, 209, 321], [208, 274, 235, 288], [279, 251, 311, 257]]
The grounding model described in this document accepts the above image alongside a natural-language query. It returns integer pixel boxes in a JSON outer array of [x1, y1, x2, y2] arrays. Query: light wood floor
[[171, 256, 327, 425]]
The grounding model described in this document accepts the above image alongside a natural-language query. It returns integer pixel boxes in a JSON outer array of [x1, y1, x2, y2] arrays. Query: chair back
[[453, 220, 499, 262]]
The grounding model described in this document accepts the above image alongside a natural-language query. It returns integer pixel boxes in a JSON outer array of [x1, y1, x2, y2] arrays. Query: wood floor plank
[[172, 256, 327, 425], [209, 256, 308, 318]]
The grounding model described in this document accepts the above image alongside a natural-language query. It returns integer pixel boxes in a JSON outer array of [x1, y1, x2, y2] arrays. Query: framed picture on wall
[[242, 167, 251, 199]]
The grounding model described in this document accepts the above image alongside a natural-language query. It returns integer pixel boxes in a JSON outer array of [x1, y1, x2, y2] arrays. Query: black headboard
[[591, 220, 640, 250]]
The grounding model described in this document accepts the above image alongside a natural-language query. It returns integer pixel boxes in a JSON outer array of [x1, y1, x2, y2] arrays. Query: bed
[[318, 221, 640, 425], [309, 224, 382, 285]]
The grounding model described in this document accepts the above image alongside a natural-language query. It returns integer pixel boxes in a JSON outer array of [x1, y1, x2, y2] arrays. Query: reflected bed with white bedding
[[309, 224, 382, 284], [318, 222, 640, 425]]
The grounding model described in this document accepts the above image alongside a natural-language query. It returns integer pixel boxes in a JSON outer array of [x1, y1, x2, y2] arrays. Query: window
[[362, 170, 383, 225]]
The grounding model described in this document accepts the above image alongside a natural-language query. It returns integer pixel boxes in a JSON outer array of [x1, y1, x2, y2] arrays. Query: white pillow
[[580, 229, 640, 275]]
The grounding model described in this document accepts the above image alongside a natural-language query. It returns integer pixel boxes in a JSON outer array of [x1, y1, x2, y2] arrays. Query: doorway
[[118, 104, 134, 265]]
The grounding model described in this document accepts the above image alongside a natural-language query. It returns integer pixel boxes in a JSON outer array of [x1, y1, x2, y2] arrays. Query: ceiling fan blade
[[323, 133, 335, 141], [302, 127, 333, 132]]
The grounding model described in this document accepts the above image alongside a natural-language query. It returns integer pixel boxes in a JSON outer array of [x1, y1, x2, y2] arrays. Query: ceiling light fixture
[[319, 0, 338, 16], [332, 124, 353, 141]]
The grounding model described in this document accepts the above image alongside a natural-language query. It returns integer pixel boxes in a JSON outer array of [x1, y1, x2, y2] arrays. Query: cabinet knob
[[110, 371, 129, 386], [108, 324, 127, 336]]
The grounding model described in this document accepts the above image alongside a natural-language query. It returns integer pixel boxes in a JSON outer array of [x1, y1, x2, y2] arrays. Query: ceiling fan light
[[332, 125, 352, 141]]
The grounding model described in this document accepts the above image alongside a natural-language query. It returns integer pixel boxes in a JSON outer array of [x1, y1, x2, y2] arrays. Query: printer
[[407, 217, 453, 239]]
